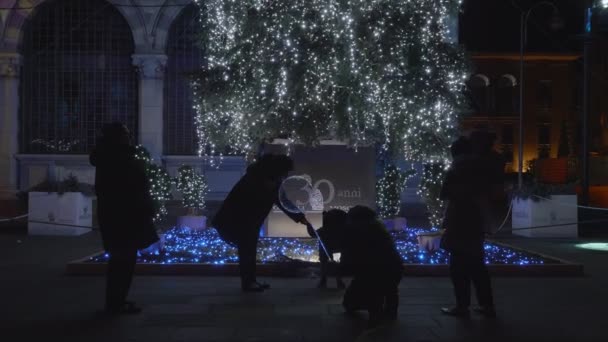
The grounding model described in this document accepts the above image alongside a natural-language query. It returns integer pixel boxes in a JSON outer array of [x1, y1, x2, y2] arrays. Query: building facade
[[461, 53, 580, 174], [0, 0, 248, 211]]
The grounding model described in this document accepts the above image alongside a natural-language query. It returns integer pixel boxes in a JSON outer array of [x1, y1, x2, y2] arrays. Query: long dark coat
[[339, 219, 403, 310], [211, 162, 303, 246], [90, 142, 158, 251], [340, 219, 403, 280], [440, 156, 486, 255]]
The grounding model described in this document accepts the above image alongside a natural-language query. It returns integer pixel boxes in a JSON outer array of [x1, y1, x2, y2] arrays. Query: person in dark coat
[[306, 209, 348, 289], [90, 122, 158, 314], [470, 130, 507, 234], [340, 206, 403, 329], [212, 154, 308, 292], [439, 136, 496, 318]]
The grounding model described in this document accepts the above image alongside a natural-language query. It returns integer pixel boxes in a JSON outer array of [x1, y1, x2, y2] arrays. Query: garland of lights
[[376, 164, 415, 219], [134, 145, 173, 222], [192, 0, 468, 226], [30, 139, 81, 152], [176, 165, 209, 214]]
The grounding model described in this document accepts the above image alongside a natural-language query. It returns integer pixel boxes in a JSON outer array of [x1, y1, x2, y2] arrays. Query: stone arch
[[19, 0, 138, 153], [150, 0, 193, 53], [111, 1, 150, 52], [0, 0, 182, 54], [496, 74, 518, 114], [469, 73, 491, 87], [0, 0, 46, 52], [498, 74, 517, 87], [0, 0, 149, 52], [467, 74, 490, 114]]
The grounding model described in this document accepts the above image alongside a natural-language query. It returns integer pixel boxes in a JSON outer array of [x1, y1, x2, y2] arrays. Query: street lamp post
[[518, 2, 562, 190]]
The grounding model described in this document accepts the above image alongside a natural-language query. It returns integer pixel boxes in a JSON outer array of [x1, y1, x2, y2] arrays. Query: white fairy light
[[192, 0, 467, 226]]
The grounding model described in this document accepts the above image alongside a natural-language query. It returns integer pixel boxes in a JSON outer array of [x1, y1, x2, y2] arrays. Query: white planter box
[[512, 195, 578, 238], [416, 231, 443, 253], [28, 192, 93, 236], [177, 216, 207, 231]]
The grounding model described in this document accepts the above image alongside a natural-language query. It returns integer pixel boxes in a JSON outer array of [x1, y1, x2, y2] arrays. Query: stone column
[[0, 53, 22, 199], [132, 54, 167, 161]]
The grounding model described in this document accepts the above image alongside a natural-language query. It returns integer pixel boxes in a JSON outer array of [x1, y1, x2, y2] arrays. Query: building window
[[538, 123, 551, 159], [537, 80, 553, 110], [466, 74, 490, 115], [164, 4, 204, 155], [495, 74, 517, 115], [20, 0, 137, 154], [500, 124, 514, 163]]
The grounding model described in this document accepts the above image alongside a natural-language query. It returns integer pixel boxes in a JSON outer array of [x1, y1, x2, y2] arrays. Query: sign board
[[264, 144, 376, 237]]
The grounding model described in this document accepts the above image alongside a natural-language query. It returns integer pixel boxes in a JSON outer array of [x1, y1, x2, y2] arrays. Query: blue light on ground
[[88, 227, 547, 265]]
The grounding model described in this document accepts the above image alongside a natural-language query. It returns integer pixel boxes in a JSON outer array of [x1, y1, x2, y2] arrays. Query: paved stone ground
[[1, 229, 608, 342]]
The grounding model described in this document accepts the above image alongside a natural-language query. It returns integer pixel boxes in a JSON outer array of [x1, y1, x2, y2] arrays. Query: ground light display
[[87, 227, 547, 266]]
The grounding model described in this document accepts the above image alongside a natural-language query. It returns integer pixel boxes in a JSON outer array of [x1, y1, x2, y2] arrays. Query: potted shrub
[[376, 164, 415, 231], [134, 145, 173, 223], [175, 165, 209, 231], [19, 174, 95, 236], [511, 181, 578, 238], [133, 145, 173, 253]]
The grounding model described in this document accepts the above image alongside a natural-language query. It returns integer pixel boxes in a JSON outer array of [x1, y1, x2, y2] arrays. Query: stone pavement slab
[[1, 231, 608, 341]]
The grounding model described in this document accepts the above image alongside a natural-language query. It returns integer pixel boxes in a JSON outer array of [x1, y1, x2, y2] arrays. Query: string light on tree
[[192, 0, 467, 158], [377, 164, 416, 219], [134, 145, 173, 222], [192, 0, 469, 226], [418, 163, 449, 228], [176, 165, 209, 215]]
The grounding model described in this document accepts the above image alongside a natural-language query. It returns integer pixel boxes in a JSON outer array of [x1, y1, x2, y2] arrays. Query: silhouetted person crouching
[[341, 206, 403, 328], [306, 209, 348, 288]]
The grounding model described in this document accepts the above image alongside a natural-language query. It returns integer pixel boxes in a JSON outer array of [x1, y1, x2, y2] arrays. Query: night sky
[[460, 0, 588, 53]]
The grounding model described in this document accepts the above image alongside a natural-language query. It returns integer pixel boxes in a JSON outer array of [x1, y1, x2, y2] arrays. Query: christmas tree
[[192, 0, 468, 226], [176, 165, 209, 215]]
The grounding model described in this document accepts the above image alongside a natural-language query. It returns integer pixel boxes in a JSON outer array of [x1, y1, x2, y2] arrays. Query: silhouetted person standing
[[470, 130, 507, 234], [212, 154, 308, 292], [440, 136, 495, 318], [90, 123, 158, 314]]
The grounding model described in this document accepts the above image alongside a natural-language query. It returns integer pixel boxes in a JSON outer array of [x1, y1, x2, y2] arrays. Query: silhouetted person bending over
[[212, 154, 309, 292], [90, 123, 158, 314], [440, 136, 496, 318]]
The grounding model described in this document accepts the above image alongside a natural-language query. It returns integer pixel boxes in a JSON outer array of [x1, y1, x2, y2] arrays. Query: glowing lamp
[[575, 242, 608, 252]]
